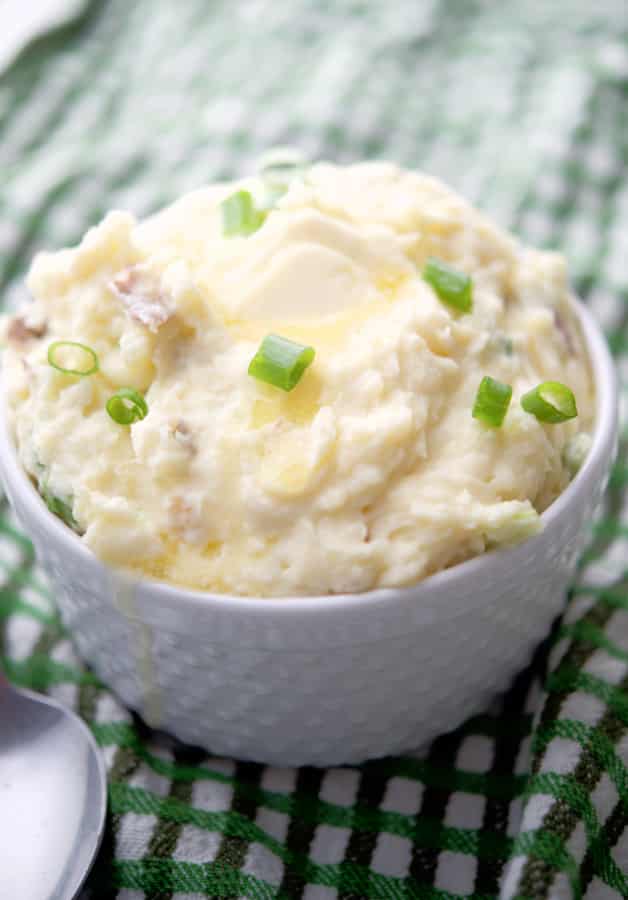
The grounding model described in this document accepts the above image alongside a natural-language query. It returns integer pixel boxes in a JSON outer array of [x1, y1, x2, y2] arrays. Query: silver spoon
[[0, 673, 107, 900]]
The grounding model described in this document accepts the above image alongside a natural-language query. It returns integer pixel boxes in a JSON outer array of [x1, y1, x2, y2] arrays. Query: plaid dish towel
[[1, 1, 628, 897]]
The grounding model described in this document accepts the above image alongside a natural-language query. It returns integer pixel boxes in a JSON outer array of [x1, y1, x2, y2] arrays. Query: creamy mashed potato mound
[[1, 162, 594, 595]]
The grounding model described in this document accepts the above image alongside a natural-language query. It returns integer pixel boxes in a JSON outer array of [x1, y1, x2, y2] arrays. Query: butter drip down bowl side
[[0, 299, 618, 765]]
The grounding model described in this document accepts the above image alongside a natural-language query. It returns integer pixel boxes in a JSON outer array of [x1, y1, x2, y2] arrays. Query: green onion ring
[[106, 387, 148, 425], [47, 340, 99, 376], [521, 381, 578, 424]]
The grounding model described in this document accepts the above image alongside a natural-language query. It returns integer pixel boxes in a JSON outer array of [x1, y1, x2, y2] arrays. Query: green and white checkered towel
[[1, 1, 628, 897]]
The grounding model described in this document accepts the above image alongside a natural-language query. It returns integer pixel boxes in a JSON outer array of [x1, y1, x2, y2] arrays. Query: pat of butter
[[207, 209, 411, 323], [237, 242, 371, 320]]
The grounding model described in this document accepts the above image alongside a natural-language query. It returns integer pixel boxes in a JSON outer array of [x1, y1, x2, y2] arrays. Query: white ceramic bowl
[[0, 301, 618, 766]]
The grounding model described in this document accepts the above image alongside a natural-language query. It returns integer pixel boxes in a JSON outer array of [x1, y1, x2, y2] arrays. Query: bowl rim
[[0, 296, 618, 615]]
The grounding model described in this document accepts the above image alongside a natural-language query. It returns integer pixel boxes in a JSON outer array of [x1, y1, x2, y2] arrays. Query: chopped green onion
[[487, 332, 514, 357], [106, 388, 148, 425], [563, 432, 591, 476], [221, 190, 266, 237], [248, 333, 315, 392], [422, 257, 473, 313], [521, 381, 577, 424], [472, 376, 512, 427], [47, 340, 99, 376], [257, 147, 307, 186], [491, 332, 514, 356], [256, 183, 288, 213], [41, 485, 77, 529]]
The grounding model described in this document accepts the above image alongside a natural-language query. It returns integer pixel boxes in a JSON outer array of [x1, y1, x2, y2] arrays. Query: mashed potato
[[1, 162, 594, 595]]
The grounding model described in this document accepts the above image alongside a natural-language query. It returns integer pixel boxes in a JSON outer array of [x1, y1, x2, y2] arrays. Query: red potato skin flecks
[[7, 316, 47, 343], [109, 265, 172, 332]]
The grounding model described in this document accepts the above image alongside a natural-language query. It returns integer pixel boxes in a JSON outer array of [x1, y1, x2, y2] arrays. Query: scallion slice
[[221, 189, 266, 237], [47, 341, 99, 376], [563, 432, 591, 476], [41, 485, 77, 529], [422, 257, 473, 313], [492, 332, 514, 356], [256, 149, 307, 213], [248, 333, 315, 392], [472, 376, 512, 427], [106, 388, 148, 425], [258, 148, 307, 187], [521, 381, 577, 424], [256, 184, 288, 212]]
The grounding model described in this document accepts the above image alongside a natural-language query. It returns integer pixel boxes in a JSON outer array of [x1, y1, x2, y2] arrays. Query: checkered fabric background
[[1, 1, 628, 897]]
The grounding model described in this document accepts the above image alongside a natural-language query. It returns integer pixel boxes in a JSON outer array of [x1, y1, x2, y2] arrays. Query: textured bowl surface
[[0, 301, 618, 766]]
